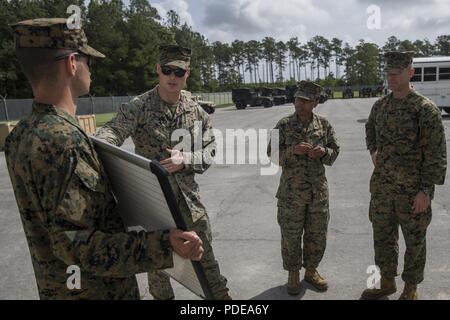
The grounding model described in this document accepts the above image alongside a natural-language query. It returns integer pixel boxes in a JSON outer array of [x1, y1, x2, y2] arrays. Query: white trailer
[[412, 56, 450, 114]]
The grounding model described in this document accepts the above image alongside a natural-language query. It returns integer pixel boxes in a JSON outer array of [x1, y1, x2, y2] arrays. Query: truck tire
[[263, 100, 273, 108], [444, 107, 450, 114], [236, 102, 246, 110]]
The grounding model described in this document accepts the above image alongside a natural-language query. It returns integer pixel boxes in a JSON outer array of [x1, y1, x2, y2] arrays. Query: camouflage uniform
[[5, 19, 174, 300], [269, 82, 340, 271], [365, 51, 447, 285], [95, 46, 229, 300]]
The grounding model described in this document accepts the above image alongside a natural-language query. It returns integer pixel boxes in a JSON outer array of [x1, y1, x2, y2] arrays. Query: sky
[[149, 0, 450, 46]]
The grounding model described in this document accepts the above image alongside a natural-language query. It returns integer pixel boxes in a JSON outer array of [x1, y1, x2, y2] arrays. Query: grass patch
[[215, 103, 234, 108], [96, 113, 116, 127], [330, 91, 361, 99]]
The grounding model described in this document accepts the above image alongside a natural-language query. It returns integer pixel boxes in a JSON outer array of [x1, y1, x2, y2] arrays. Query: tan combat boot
[[361, 277, 397, 300], [221, 293, 233, 300], [287, 270, 301, 295], [399, 284, 418, 300], [304, 268, 328, 291]]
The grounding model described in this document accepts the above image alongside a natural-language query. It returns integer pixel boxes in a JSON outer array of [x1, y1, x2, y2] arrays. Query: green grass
[[215, 103, 234, 108], [95, 113, 116, 127], [330, 91, 360, 99], [0, 121, 17, 125], [2, 114, 116, 127], [95, 104, 234, 128]]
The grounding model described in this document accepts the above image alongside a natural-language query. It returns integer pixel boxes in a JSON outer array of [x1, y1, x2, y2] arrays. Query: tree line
[[1, 0, 450, 98]]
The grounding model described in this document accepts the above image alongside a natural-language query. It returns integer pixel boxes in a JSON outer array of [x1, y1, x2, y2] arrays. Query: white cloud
[[153, 0, 195, 27], [200, 0, 331, 42], [380, 1, 450, 40], [150, 0, 450, 46]]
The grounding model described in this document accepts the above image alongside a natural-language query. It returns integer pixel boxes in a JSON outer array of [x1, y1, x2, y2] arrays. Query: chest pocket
[[310, 123, 326, 146], [172, 112, 198, 149], [285, 127, 304, 146], [75, 157, 107, 193], [376, 108, 396, 143], [141, 114, 170, 143], [394, 110, 418, 142]]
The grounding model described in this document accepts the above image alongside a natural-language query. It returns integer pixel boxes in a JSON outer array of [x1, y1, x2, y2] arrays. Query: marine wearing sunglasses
[[160, 65, 187, 78], [55, 52, 93, 67]]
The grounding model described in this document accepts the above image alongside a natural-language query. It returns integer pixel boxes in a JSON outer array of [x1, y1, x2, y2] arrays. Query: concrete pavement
[[1, 98, 449, 300]]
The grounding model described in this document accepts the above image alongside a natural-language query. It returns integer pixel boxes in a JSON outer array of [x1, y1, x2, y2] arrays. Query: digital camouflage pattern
[[369, 194, 431, 284], [384, 51, 414, 71], [268, 113, 340, 271], [11, 18, 105, 58], [366, 90, 447, 198], [96, 87, 229, 299], [5, 102, 174, 300], [294, 81, 323, 101], [365, 90, 447, 285], [159, 45, 191, 70]]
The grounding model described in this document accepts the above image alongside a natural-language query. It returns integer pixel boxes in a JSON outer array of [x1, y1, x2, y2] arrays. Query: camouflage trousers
[[369, 193, 432, 285], [148, 212, 229, 300], [277, 198, 329, 271]]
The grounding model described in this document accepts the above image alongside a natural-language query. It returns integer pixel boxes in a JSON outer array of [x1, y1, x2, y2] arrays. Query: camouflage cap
[[11, 18, 105, 58], [294, 81, 323, 101], [159, 45, 191, 70], [384, 51, 414, 71]]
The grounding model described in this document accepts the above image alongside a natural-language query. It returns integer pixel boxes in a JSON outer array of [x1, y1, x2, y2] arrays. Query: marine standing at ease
[[362, 51, 447, 300], [269, 81, 340, 295]]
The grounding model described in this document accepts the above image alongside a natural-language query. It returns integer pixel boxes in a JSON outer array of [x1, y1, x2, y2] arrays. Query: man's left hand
[[160, 149, 186, 173], [308, 146, 326, 160], [412, 191, 430, 214]]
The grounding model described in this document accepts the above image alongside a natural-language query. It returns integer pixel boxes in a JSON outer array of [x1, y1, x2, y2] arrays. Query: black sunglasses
[[161, 66, 187, 78], [55, 52, 92, 67]]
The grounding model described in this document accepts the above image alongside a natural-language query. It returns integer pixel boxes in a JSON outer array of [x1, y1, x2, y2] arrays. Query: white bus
[[412, 56, 450, 114]]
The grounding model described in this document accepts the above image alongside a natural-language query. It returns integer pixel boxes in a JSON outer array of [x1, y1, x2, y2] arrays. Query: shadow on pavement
[[249, 280, 329, 300]]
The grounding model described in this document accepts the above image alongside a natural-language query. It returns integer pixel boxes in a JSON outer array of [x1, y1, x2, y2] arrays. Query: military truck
[[273, 88, 287, 105], [372, 85, 385, 97], [256, 87, 286, 106], [343, 88, 354, 99], [359, 87, 372, 98], [191, 95, 216, 114], [232, 88, 274, 109], [285, 84, 298, 103], [182, 91, 216, 114], [319, 91, 329, 104]]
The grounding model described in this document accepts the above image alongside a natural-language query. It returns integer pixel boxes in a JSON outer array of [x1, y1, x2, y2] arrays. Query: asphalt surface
[[1, 98, 450, 300]]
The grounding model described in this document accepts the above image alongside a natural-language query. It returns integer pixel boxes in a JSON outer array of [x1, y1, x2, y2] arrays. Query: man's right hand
[[169, 229, 204, 261], [294, 142, 313, 155]]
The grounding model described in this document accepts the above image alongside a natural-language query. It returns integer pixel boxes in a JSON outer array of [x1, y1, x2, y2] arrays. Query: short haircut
[[16, 48, 73, 87]]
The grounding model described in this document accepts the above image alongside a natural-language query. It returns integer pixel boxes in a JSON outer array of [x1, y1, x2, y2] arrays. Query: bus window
[[412, 67, 422, 82], [439, 67, 450, 80], [424, 67, 437, 81]]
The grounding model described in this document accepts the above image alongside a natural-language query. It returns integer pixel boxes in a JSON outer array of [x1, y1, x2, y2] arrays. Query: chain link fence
[[0, 92, 235, 122], [1, 87, 386, 122], [0, 96, 134, 122], [191, 92, 232, 105]]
